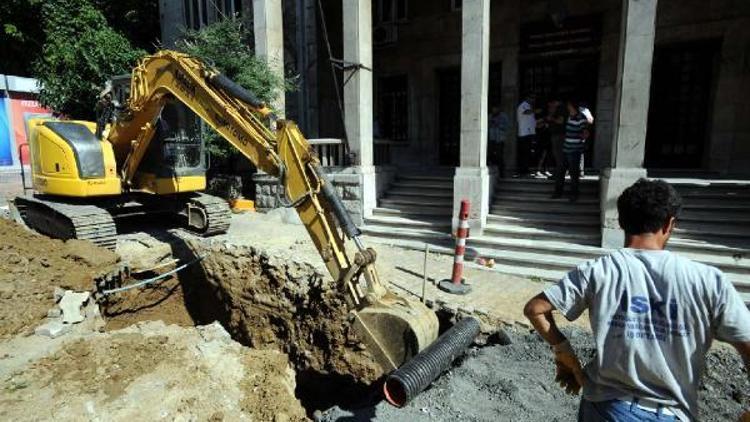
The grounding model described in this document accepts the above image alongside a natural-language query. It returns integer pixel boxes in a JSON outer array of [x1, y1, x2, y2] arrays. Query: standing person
[[534, 102, 552, 178], [552, 100, 589, 202], [545, 98, 565, 179], [488, 106, 510, 178], [578, 103, 594, 176], [516, 93, 537, 177], [524, 179, 750, 421]]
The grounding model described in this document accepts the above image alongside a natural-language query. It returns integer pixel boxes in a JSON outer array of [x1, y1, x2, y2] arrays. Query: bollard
[[438, 199, 472, 295]]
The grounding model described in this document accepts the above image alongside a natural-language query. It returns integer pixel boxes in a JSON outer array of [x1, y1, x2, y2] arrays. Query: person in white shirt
[[516, 93, 537, 176]]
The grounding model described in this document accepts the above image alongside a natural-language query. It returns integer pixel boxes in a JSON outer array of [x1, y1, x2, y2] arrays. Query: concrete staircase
[[468, 177, 603, 280], [362, 172, 454, 242], [362, 172, 750, 302], [666, 180, 750, 300]]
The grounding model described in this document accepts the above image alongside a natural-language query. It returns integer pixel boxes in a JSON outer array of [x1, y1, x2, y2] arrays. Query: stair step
[[391, 181, 452, 190], [674, 225, 750, 241], [668, 237, 750, 257], [484, 223, 600, 245], [496, 182, 598, 194], [379, 197, 452, 208], [492, 202, 599, 216], [360, 224, 453, 243], [494, 190, 599, 200], [364, 215, 451, 230], [373, 206, 453, 218], [487, 213, 599, 228], [679, 211, 750, 225], [386, 190, 453, 199], [493, 194, 598, 206], [469, 235, 606, 259], [398, 174, 454, 183], [682, 203, 750, 212]]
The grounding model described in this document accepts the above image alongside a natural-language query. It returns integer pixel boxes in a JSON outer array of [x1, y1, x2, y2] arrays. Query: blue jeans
[[578, 399, 677, 422]]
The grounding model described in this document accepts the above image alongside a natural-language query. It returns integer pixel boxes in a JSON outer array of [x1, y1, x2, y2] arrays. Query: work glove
[[552, 340, 586, 395]]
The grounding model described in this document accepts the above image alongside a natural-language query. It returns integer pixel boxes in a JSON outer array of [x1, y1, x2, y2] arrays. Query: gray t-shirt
[[544, 248, 750, 421]]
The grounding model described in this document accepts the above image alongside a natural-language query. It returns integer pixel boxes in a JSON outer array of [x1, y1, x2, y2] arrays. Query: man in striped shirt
[[552, 100, 590, 202]]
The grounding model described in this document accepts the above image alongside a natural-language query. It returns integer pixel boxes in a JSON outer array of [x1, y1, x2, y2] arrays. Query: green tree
[[175, 18, 294, 160], [0, 0, 44, 76], [32, 0, 144, 119]]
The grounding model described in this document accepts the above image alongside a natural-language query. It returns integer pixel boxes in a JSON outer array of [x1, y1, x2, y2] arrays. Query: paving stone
[[59, 291, 90, 324], [34, 320, 72, 338]]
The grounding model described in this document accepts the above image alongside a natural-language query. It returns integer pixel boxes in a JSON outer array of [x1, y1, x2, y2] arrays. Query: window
[[376, 75, 409, 142], [376, 0, 408, 24]]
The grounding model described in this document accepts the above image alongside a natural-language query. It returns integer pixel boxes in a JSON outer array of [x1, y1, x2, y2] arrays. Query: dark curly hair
[[617, 179, 683, 235]]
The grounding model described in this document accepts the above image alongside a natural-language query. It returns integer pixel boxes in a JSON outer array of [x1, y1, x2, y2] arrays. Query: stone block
[[343, 185, 360, 200], [59, 291, 90, 324], [47, 307, 62, 318], [53, 287, 65, 302], [35, 320, 72, 338]]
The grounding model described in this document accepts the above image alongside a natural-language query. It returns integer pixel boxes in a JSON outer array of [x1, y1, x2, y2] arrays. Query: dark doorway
[[520, 55, 600, 167], [436, 63, 502, 166], [645, 40, 719, 169], [437, 66, 460, 166]]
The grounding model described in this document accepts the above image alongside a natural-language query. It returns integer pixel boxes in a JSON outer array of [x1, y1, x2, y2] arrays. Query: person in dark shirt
[[544, 99, 566, 179], [552, 100, 589, 202]]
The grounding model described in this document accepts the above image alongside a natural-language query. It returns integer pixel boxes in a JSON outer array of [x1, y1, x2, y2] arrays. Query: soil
[[187, 241, 384, 384], [0, 321, 307, 421], [0, 218, 119, 339], [320, 326, 750, 422]]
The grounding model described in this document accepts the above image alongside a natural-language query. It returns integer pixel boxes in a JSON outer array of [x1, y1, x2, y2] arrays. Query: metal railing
[[307, 137, 396, 167], [308, 138, 346, 167]]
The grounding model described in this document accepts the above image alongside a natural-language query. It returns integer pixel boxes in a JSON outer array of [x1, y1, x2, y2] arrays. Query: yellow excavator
[[14, 50, 438, 371]]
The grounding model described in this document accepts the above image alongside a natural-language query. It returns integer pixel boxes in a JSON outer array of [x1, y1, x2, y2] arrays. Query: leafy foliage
[[175, 18, 294, 160], [0, 0, 43, 75], [32, 0, 144, 119]]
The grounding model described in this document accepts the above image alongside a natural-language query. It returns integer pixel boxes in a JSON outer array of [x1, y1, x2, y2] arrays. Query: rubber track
[[15, 196, 117, 250], [188, 193, 231, 236]]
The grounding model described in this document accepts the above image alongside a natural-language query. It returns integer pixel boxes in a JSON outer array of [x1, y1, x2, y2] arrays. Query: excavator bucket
[[351, 292, 440, 372]]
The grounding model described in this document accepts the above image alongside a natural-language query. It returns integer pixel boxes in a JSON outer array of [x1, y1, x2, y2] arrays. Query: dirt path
[[0, 219, 118, 339], [0, 321, 307, 421]]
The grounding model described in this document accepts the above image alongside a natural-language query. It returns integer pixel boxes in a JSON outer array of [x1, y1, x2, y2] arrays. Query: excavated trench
[[171, 240, 389, 415]]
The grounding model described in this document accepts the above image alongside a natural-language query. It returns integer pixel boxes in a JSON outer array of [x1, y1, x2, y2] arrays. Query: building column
[[253, 0, 285, 118], [600, 0, 658, 248], [343, 0, 376, 223], [453, 0, 491, 233]]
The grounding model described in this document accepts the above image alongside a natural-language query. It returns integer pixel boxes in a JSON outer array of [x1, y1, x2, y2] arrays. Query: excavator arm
[[105, 51, 438, 371]]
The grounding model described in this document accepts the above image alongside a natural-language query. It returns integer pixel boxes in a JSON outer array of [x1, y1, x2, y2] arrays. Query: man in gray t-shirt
[[524, 179, 750, 421]]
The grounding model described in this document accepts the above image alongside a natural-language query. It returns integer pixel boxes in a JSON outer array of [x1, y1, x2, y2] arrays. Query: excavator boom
[[107, 51, 438, 370]]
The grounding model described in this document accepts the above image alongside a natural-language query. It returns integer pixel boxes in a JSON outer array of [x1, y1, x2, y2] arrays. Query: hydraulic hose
[[313, 164, 362, 239], [383, 316, 481, 407], [206, 73, 265, 108]]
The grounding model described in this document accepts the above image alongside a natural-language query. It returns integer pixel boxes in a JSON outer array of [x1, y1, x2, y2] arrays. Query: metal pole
[[422, 243, 429, 302]]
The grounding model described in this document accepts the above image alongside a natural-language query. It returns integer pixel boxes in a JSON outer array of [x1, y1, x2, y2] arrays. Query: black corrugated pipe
[[383, 316, 481, 407]]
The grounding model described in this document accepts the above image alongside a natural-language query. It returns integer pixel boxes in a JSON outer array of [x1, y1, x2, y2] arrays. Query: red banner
[[8, 92, 52, 164]]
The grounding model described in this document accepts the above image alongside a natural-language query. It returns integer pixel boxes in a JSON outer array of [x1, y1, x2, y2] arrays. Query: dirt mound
[[189, 242, 384, 384], [0, 218, 119, 338], [0, 321, 307, 421]]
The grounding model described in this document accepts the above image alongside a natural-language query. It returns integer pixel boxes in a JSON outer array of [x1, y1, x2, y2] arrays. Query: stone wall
[[253, 165, 396, 225]]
